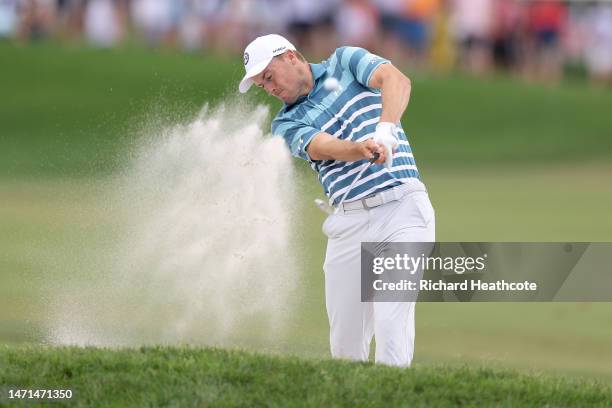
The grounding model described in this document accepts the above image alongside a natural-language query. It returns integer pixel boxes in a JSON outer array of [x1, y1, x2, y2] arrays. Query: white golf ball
[[323, 77, 341, 92]]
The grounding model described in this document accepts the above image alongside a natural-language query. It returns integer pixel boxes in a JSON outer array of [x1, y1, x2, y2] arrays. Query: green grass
[[1, 346, 611, 407], [1, 42, 612, 394], [0, 43, 244, 177]]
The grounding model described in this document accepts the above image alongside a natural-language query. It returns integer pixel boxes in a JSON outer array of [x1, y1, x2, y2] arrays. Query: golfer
[[238, 34, 435, 367]]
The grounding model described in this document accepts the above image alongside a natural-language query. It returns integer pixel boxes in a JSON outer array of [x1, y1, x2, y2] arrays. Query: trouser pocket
[[322, 212, 368, 239], [411, 192, 435, 226]]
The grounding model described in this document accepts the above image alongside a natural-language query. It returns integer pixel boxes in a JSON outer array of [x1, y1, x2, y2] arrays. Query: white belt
[[337, 180, 427, 213]]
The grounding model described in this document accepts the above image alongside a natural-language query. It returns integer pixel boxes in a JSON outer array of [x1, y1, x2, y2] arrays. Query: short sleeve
[[334, 46, 390, 88], [272, 117, 320, 162]]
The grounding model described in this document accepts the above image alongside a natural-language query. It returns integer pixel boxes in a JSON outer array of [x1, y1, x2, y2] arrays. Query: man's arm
[[305, 56, 410, 164], [307, 132, 386, 163], [368, 63, 411, 124]]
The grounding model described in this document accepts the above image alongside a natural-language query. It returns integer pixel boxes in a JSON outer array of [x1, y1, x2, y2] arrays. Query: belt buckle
[[360, 194, 377, 210]]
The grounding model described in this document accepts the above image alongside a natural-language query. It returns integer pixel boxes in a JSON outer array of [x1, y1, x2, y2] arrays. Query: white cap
[[238, 34, 296, 94]]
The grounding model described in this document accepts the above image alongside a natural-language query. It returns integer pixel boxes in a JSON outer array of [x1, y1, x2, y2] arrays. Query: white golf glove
[[373, 122, 399, 169]]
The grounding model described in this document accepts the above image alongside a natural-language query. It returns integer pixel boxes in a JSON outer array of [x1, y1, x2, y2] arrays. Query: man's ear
[[286, 51, 297, 65]]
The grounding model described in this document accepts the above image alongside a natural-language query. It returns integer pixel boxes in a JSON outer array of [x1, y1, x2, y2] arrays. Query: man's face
[[252, 53, 304, 104]]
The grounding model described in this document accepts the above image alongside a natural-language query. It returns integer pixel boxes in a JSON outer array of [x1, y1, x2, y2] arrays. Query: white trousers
[[322, 183, 435, 367]]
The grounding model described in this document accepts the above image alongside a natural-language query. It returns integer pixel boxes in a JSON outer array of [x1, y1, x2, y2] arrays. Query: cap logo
[[243, 52, 249, 65], [272, 46, 286, 54]]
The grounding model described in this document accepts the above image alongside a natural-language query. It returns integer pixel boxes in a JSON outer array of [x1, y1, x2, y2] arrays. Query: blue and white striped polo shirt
[[271, 46, 420, 206]]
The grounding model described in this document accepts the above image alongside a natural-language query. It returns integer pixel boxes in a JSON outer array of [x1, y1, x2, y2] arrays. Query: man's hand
[[355, 139, 386, 165], [373, 122, 399, 169]]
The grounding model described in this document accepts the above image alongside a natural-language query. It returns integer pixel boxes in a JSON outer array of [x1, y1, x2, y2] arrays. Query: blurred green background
[[1, 42, 611, 383]]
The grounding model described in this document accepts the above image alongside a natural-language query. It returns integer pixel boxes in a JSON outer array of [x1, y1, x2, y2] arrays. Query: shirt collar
[[310, 63, 326, 81]]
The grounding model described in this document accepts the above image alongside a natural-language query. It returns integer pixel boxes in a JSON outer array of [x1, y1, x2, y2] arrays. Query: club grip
[[369, 152, 380, 163]]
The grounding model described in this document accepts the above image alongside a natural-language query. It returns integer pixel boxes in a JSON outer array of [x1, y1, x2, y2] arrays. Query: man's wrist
[[376, 121, 397, 131], [376, 122, 397, 136], [350, 140, 365, 161]]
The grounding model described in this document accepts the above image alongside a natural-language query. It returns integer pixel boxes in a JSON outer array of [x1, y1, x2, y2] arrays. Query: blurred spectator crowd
[[1, 0, 611, 84]]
